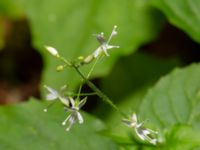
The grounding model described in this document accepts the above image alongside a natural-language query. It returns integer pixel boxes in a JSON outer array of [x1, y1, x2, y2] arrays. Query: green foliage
[[0, 0, 23, 18], [101, 52, 180, 103], [14, 0, 163, 90], [164, 125, 200, 150], [97, 52, 179, 148], [1, 0, 200, 149], [139, 63, 200, 149], [152, 0, 200, 43], [0, 99, 117, 150], [101, 63, 200, 149]]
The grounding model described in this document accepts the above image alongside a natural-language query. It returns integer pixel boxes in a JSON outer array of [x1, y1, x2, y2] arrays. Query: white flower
[[45, 46, 59, 57], [93, 25, 119, 58], [44, 85, 69, 107], [122, 113, 158, 145], [62, 97, 87, 131], [44, 85, 87, 132]]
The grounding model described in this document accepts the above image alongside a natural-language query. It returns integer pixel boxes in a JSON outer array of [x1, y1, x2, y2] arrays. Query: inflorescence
[[44, 25, 159, 145]]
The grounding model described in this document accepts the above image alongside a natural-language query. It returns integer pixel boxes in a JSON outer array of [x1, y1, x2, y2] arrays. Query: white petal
[[150, 139, 157, 145], [131, 113, 137, 124], [44, 85, 58, 96], [136, 122, 144, 128], [69, 97, 75, 107], [46, 93, 57, 100], [77, 112, 84, 124], [102, 47, 109, 56], [59, 97, 69, 106], [146, 128, 158, 134], [93, 47, 102, 58], [94, 44, 109, 56], [142, 129, 151, 136], [135, 128, 145, 141], [106, 45, 120, 49]]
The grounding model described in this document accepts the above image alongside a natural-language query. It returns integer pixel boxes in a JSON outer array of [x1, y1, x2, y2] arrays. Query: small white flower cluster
[[122, 113, 158, 145], [43, 26, 120, 132], [44, 85, 86, 131]]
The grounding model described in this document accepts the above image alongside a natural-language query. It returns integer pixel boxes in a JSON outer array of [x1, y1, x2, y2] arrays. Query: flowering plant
[[44, 26, 159, 146]]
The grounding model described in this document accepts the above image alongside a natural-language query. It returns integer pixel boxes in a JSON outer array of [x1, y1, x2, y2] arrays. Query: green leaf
[[165, 125, 200, 150], [0, 99, 118, 150], [0, 0, 23, 18], [95, 52, 179, 148], [139, 63, 200, 149], [101, 52, 179, 103], [95, 52, 179, 119], [152, 0, 200, 43], [11, 0, 164, 90]]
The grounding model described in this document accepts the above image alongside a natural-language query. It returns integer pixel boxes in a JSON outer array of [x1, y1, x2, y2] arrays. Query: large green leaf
[[0, 0, 23, 18], [95, 52, 180, 149], [101, 52, 179, 103], [9, 0, 164, 91], [0, 99, 117, 150], [95, 52, 179, 119], [152, 0, 200, 43], [139, 63, 200, 149]]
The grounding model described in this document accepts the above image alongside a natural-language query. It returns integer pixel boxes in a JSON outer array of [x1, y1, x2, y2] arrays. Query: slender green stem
[[59, 56, 72, 67], [77, 84, 82, 99], [86, 55, 101, 78], [57, 55, 126, 117], [72, 64, 120, 111]]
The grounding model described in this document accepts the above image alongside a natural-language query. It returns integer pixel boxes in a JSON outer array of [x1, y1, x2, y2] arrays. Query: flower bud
[[83, 55, 94, 64], [45, 46, 59, 57], [78, 56, 84, 60], [56, 65, 64, 72]]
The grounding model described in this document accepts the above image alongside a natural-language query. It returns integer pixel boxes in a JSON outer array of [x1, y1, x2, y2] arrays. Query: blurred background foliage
[[0, 0, 200, 149]]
